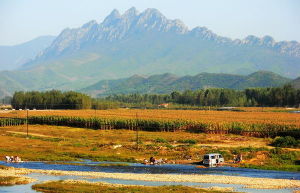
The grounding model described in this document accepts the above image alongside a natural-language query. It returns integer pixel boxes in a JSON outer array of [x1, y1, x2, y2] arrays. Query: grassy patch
[[58, 152, 137, 163], [0, 176, 33, 186], [32, 180, 231, 193], [237, 147, 300, 172], [241, 163, 300, 172], [155, 138, 168, 143], [0, 124, 298, 171], [6, 133, 63, 142], [178, 139, 197, 144]]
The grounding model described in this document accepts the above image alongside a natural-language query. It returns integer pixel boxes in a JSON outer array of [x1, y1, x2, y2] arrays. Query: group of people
[[5, 155, 22, 163], [233, 154, 243, 163], [142, 157, 167, 165]]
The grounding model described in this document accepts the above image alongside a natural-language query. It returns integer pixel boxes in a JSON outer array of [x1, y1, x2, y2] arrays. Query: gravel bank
[[0, 167, 36, 185], [7, 167, 299, 189]]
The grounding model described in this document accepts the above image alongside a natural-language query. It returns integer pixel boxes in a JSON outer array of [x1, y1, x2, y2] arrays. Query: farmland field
[[0, 108, 299, 168], [1, 108, 300, 138], [2, 108, 300, 126], [0, 124, 298, 170], [1, 108, 300, 193]]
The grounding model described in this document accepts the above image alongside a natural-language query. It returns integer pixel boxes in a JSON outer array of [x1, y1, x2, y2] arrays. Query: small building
[[158, 103, 169, 108], [217, 107, 236, 111]]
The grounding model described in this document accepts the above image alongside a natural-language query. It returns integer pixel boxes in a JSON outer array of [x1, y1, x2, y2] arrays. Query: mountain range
[[81, 71, 291, 97], [0, 7, 300, 98], [0, 36, 55, 71]]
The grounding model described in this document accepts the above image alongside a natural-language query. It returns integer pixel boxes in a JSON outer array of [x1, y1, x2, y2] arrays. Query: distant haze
[[0, 0, 299, 45]]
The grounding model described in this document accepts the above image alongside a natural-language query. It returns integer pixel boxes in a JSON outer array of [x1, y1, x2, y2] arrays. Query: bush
[[155, 138, 168, 143], [270, 147, 298, 165], [178, 139, 197, 144], [271, 136, 299, 148]]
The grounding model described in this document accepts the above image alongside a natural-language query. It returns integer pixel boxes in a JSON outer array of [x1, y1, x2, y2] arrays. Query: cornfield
[[0, 117, 26, 127], [1, 109, 299, 138], [3, 109, 300, 127], [24, 115, 299, 138]]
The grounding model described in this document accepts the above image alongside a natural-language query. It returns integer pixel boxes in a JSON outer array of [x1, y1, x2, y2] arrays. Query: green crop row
[[26, 116, 300, 138], [0, 118, 26, 127], [1, 116, 299, 138]]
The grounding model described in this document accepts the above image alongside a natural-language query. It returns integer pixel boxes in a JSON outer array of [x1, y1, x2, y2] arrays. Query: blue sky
[[0, 0, 299, 45]]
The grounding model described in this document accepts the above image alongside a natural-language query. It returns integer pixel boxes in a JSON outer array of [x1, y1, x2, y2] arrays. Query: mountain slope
[[0, 36, 55, 70], [22, 7, 300, 79], [231, 71, 292, 89], [291, 77, 300, 89], [81, 71, 291, 97]]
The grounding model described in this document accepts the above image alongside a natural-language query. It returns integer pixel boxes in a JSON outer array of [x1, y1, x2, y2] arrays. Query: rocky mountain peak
[[243, 35, 275, 47], [190, 27, 217, 40], [123, 7, 139, 18], [38, 8, 300, 59], [136, 8, 166, 27], [261, 35, 275, 47], [82, 20, 98, 29], [243, 35, 260, 45], [103, 9, 121, 26], [143, 8, 165, 19]]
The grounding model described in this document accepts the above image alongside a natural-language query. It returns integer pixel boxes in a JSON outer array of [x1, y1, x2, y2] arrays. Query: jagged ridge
[[39, 7, 300, 59]]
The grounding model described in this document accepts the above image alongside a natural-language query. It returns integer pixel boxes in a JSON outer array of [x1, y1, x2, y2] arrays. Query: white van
[[203, 153, 224, 166]]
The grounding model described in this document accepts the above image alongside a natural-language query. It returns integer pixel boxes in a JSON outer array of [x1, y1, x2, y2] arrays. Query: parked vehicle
[[203, 153, 224, 166]]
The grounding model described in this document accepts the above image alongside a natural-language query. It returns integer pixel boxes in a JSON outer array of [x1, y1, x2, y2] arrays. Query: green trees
[[11, 90, 92, 109], [245, 84, 300, 107], [10, 85, 300, 109], [272, 136, 299, 148], [108, 85, 300, 107]]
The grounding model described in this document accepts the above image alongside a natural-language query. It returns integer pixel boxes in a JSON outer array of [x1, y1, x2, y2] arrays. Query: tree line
[[107, 85, 300, 107], [11, 90, 92, 109], [11, 90, 120, 110], [10, 85, 300, 109]]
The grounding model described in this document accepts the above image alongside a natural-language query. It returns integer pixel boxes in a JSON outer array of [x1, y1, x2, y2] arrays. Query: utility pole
[[136, 112, 139, 150], [26, 109, 29, 138]]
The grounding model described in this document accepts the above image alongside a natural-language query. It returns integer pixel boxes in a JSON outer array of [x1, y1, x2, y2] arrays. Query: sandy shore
[[4, 167, 299, 189], [43, 179, 235, 192], [0, 167, 36, 185]]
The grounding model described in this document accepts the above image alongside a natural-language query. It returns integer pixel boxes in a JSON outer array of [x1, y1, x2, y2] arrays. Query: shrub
[[155, 138, 168, 143], [271, 136, 299, 148], [178, 139, 197, 144], [270, 147, 298, 165], [90, 147, 98, 151]]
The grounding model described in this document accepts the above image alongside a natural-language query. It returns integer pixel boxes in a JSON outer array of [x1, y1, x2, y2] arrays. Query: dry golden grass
[[0, 124, 269, 162]]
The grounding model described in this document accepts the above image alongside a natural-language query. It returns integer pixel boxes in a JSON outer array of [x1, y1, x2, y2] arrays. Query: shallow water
[[0, 161, 299, 193], [0, 173, 298, 193], [0, 174, 83, 193], [1, 161, 299, 180]]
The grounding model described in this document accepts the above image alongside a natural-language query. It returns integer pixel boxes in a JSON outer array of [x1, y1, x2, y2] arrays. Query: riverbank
[[1, 166, 299, 189], [0, 165, 35, 185], [0, 125, 299, 172], [32, 180, 234, 193]]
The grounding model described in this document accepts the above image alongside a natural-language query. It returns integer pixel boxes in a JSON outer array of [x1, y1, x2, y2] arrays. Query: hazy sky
[[0, 0, 299, 45]]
